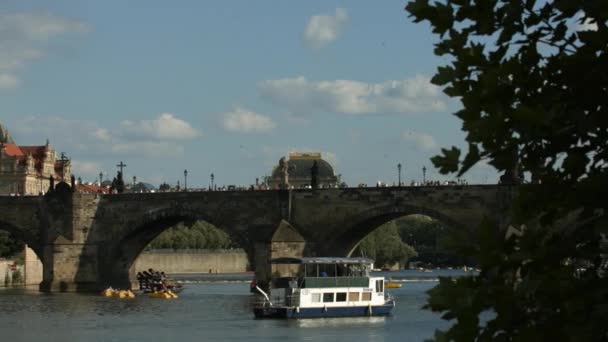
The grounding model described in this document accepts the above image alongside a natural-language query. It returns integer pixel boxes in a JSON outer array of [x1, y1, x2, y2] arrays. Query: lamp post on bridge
[[422, 166, 427, 184], [210, 173, 214, 191], [184, 169, 188, 192], [397, 163, 402, 187]]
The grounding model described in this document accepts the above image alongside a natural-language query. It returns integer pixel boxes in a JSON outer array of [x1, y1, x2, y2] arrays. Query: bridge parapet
[[0, 185, 516, 291]]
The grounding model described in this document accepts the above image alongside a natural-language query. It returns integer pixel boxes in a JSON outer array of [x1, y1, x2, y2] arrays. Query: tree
[[396, 215, 462, 267], [356, 221, 417, 268], [0, 231, 23, 258], [147, 221, 234, 250], [406, 1, 608, 340]]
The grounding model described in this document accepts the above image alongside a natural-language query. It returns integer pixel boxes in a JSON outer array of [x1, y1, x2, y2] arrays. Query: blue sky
[[0, 0, 498, 187]]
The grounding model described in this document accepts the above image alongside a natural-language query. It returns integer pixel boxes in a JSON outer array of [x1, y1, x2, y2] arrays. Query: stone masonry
[[0, 185, 515, 291]]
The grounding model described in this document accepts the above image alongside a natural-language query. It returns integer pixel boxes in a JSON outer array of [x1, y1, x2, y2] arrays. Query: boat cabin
[[253, 257, 393, 318], [270, 257, 375, 289]]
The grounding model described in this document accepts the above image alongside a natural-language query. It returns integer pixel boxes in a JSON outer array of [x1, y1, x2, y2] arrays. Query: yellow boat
[[101, 288, 136, 298], [385, 282, 402, 289], [149, 290, 178, 299]]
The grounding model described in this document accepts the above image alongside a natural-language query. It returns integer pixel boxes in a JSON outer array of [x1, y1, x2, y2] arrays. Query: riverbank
[[167, 268, 475, 284]]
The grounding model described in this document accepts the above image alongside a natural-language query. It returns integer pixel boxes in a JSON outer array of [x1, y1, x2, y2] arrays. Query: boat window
[[311, 293, 321, 303], [336, 292, 347, 302], [322, 293, 334, 303], [348, 292, 360, 301], [375, 280, 384, 293], [361, 292, 372, 301]]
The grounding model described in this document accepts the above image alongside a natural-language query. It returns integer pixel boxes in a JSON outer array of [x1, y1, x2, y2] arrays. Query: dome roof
[[271, 157, 336, 179]]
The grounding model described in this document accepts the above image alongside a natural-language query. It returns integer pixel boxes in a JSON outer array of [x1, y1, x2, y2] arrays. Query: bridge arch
[[100, 206, 252, 288], [327, 203, 467, 258], [0, 220, 42, 260]]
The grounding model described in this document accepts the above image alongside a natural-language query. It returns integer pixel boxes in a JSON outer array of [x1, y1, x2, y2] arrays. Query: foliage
[[356, 221, 417, 268], [0, 231, 24, 258], [147, 221, 235, 250], [397, 215, 467, 267], [406, 0, 608, 340], [397, 215, 443, 248]]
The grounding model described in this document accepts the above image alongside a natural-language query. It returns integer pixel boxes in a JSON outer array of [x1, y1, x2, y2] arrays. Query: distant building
[[77, 183, 110, 194], [267, 152, 338, 189], [130, 182, 156, 193], [0, 124, 71, 195]]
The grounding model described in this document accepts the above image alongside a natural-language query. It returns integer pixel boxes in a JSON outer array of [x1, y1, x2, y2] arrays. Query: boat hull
[[254, 301, 395, 319]]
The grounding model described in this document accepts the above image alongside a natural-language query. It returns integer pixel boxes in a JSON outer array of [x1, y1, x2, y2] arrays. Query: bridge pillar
[[39, 242, 99, 291], [39, 193, 102, 292], [254, 220, 306, 289]]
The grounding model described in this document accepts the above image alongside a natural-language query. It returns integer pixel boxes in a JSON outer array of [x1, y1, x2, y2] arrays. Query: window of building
[[311, 293, 321, 303], [336, 292, 347, 302], [322, 293, 334, 303], [348, 292, 360, 302], [362, 292, 372, 301]]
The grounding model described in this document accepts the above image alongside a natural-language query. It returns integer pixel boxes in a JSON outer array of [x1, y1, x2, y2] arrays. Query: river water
[[0, 270, 466, 342]]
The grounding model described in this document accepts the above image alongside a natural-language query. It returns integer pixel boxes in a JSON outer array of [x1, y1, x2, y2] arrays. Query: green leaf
[[431, 146, 461, 174], [458, 143, 481, 177], [431, 66, 456, 85]]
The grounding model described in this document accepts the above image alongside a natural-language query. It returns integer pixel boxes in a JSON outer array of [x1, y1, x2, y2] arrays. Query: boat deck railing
[[299, 276, 370, 288], [254, 294, 300, 308]]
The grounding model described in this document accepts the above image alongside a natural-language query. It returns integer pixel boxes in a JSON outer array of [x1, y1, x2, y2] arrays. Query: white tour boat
[[253, 257, 395, 319]]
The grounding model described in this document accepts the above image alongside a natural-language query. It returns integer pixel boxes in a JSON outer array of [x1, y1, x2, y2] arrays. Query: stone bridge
[[0, 185, 516, 291]]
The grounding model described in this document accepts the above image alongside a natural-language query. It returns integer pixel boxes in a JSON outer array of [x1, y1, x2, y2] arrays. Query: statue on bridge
[[48, 175, 55, 193], [279, 157, 289, 189], [310, 160, 319, 189], [110, 171, 125, 193]]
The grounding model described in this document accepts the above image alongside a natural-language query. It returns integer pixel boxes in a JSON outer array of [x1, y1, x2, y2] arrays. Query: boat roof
[[270, 257, 373, 265]]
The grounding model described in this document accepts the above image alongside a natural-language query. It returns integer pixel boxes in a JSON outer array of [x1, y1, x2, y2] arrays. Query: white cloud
[[0, 73, 19, 89], [303, 8, 348, 49], [120, 113, 200, 140], [0, 13, 89, 41], [93, 128, 111, 142], [111, 141, 185, 157], [14, 114, 195, 159], [402, 131, 439, 151], [221, 107, 276, 133], [0, 12, 89, 90], [259, 75, 446, 115], [14, 116, 106, 148], [71, 160, 102, 177]]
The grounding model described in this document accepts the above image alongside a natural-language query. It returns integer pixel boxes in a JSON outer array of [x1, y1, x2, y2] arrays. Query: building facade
[[0, 124, 71, 195], [267, 152, 338, 189]]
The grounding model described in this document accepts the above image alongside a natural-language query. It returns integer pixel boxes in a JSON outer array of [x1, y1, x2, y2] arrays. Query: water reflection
[[291, 316, 387, 329]]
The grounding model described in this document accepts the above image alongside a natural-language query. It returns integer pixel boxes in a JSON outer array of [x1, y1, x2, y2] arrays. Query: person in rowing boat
[[136, 272, 144, 290]]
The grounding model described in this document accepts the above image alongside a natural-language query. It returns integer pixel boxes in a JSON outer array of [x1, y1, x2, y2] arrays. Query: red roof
[[19, 146, 46, 158], [1, 144, 56, 175], [2, 144, 24, 157], [77, 184, 109, 194]]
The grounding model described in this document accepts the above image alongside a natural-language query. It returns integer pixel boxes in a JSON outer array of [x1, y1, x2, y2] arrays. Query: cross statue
[[59, 152, 69, 180], [59, 152, 69, 163], [116, 161, 127, 174]]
